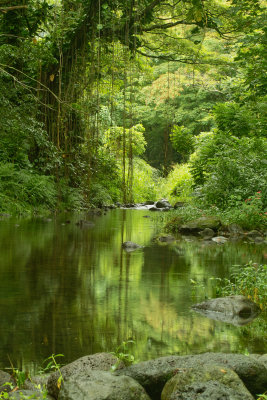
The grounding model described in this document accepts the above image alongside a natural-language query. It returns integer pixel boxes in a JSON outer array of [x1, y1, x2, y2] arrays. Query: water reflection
[[0, 210, 266, 372]]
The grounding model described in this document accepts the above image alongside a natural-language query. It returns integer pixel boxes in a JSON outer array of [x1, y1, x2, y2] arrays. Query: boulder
[[192, 295, 260, 319], [157, 235, 175, 243], [0, 370, 16, 393], [24, 373, 51, 391], [9, 389, 54, 399], [57, 370, 151, 400], [199, 228, 215, 239], [179, 217, 221, 235], [161, 365, 254, 400], [173, 202, 185, 209], [228, 224, 244, 236], [149, 207, 162, 212], [115, 352, 267, 398], [155, 199, 171, 209], [122, 241, 142, 251], [47, 353, 121, 399], [246, 230, 262, 238], [143, 201, 155, 206], [211, 236, 228, 244]]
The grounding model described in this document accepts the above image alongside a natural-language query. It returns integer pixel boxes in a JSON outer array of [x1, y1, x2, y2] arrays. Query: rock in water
[[192, 295, 260, 325], [122, 241, 142, 251]]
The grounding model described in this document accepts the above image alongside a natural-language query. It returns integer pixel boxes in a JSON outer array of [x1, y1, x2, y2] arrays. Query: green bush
[[0, 163, 57, 214], [190, 133, 267, 209], [158, 163, 193, 204], [132, 158, 158, 202], [215, 262, 267, 311]]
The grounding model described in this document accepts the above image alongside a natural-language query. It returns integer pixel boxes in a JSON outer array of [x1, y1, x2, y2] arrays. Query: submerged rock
[[199, 228, 215, 239], [155, 199, 171, 209], [212, 236, 228, 244], [162, 365, 254, 400], [192, 295, 260, 325], [122, 241, 142, 251]]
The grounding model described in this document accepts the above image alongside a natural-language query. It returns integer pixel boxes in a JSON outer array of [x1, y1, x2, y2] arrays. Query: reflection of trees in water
[[0, 212, 265, 372]]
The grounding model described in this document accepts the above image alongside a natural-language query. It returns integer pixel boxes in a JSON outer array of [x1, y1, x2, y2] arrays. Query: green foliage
[[110, 340, 136, 371], [221, 192, 267, 230], [214, 262, 267, 311], [132, 158, 158, 202], [170, 126, 195, 161], [213, 102, 251, 137], [190, 133, 267, 209], [158, 163, 193, 204], [0, 163, 57, 214], [104, 124, 146, 157]]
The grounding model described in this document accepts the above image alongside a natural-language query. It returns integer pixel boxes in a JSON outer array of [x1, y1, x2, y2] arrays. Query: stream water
[[0, 209, 266, 373]]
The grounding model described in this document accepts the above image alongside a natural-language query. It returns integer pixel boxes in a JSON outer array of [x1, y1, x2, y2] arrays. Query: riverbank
[[1, 352, 266, 399]]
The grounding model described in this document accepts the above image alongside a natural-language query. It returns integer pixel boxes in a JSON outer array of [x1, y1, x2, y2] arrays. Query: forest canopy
[[0, 0, 266, 223]]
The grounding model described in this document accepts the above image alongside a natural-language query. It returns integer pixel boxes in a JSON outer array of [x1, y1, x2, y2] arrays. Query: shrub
[[158, 163, 193, 204]]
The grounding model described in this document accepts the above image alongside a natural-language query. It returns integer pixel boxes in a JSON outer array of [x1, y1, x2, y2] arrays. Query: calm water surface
[[0, 209, 266, 372]]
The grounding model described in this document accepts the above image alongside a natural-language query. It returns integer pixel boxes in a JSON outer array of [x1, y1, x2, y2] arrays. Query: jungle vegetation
[[0, 0, 266, 226]]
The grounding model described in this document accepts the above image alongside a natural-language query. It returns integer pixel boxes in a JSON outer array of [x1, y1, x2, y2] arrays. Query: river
[[0, 209, 266, 373]]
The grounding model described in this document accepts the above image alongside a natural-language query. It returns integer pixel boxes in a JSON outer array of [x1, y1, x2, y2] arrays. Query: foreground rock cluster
[[1, 352, 266, 399]]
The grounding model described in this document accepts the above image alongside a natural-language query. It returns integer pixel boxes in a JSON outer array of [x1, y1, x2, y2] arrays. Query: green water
[[0, 209, 266, 372]]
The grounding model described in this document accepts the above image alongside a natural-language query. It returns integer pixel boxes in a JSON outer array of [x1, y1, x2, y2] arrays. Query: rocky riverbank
[[1, 352, 266, 399]]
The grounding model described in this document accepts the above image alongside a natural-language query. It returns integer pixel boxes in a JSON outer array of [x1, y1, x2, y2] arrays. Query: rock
[[149, 207, 162, 212], [155, 199, 171, 209], [115, 352, 267, 398], [157, 235, 175, 243], [24, 374, 51, 391], [75, 220, 95, 228], [0, 213, 11, 218], [58, 370, 151, 400], [47, 352, 121, 399], [0, 370, 16, 393], [9, 389, 54, 399], [192, 295, 260, 319], [122, 241, 142, 251], [246, 230, 262, 238], [228, 224, 244, 236], [258, 354, 267, 369], [143, 201, 155, 206], [161, 365, 254, 400], [212, 236, 228, 244], [179, 217, 221, 235], [173, 202, 185, 209], [199, 228, 215, 239]]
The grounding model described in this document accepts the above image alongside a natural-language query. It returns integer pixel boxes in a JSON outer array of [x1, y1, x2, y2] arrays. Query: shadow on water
[[0, 209, 266, 372]]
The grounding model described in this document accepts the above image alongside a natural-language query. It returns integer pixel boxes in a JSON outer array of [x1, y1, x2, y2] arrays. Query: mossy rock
[[179, 216, 221, 235]]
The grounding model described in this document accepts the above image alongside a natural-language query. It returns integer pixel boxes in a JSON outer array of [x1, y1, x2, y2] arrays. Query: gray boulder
[[122, 241, 142, 251], [156, 199, 171, 209], [0, 370, 16, 393], [9, 389, 54, 399], [161, 365, 254, 400], [115, 352, 267, 398], [47, 352, 121, 399], [192, 295, 260, 320], [157, 235, 176, 243], [212, 236, 228, 244], [58, 370, 151, 400], [179, 217, 221, 235], [199, 228, 215, 239]]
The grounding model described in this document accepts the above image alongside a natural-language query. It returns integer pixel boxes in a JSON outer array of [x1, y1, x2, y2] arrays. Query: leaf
[[49, 74, 55, 82]]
